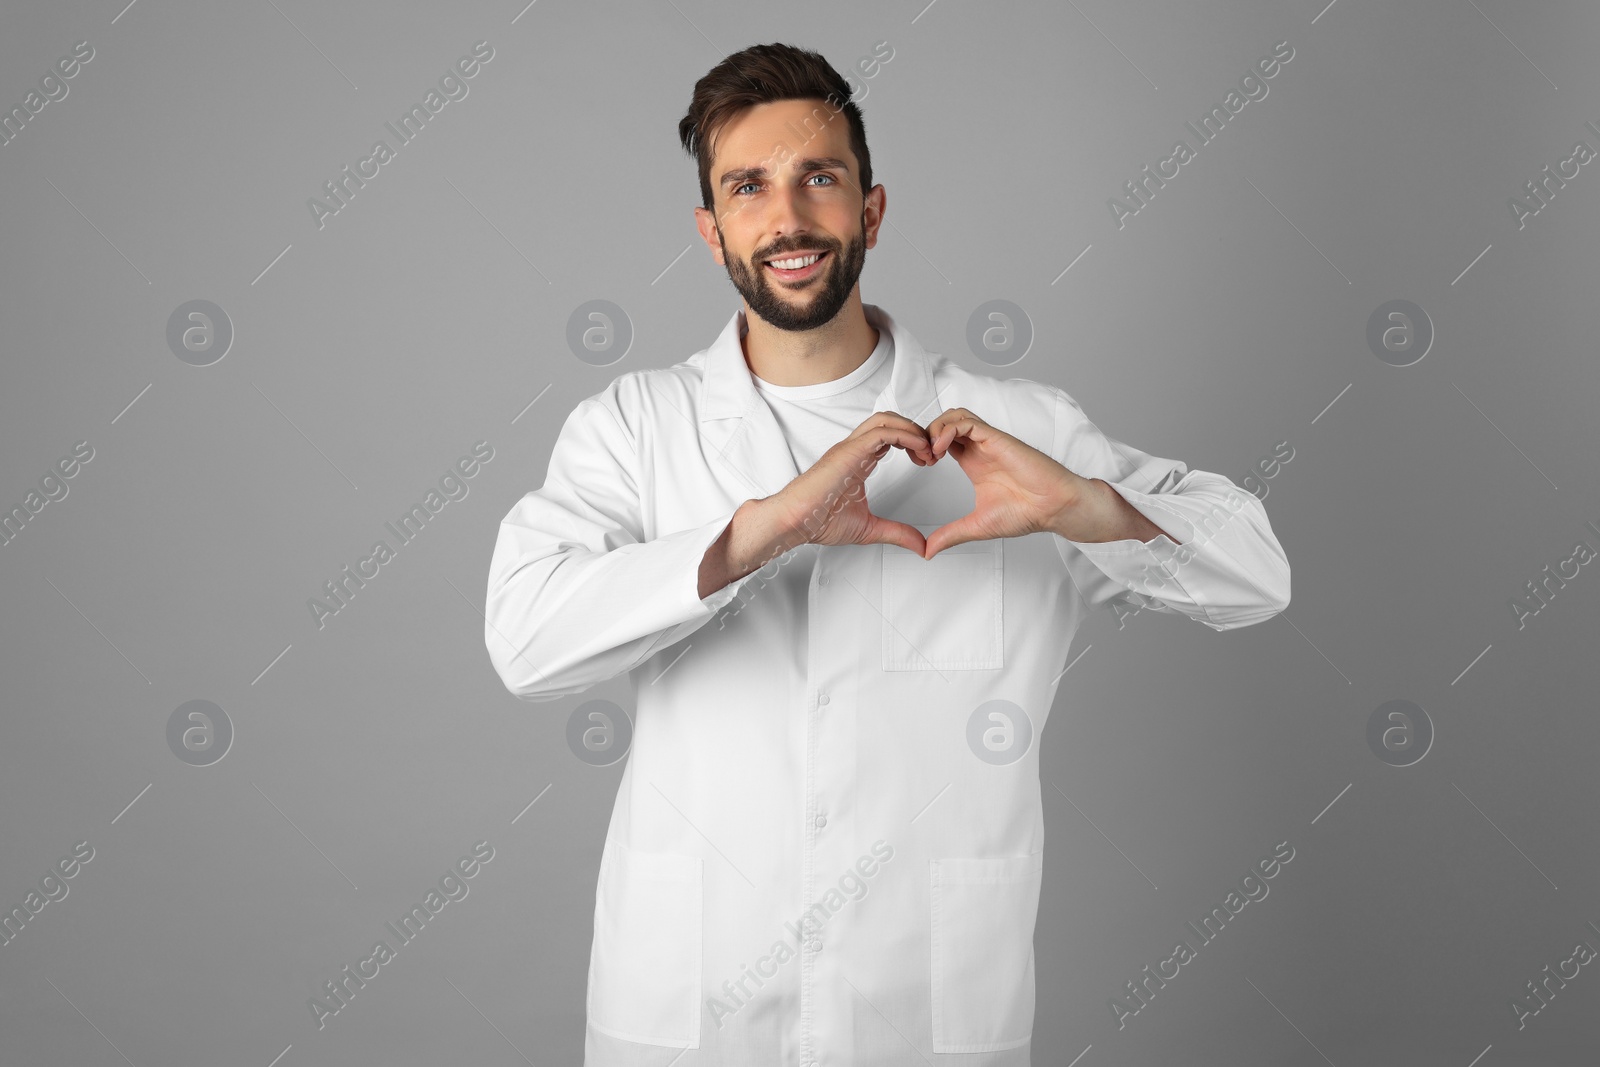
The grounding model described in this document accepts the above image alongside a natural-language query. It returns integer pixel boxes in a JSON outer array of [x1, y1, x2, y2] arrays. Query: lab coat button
[[818, 692, 830, 705], [814, 813, 827, 828], [818, 575, 829, 586], [806, 937, 822, 951]]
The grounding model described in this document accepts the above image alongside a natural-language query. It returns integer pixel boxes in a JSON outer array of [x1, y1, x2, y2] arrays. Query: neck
[[741, 294, 880, 386]]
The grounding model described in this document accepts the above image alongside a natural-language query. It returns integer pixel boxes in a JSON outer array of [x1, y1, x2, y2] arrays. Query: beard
[[719, 215, 868, 332]]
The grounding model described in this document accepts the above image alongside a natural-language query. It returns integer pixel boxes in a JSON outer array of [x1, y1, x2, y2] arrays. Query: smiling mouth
[[764, 250, 830, 281]]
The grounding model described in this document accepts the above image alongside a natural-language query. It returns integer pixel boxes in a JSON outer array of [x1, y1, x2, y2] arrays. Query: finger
[[850, 411, 935, 459], [924, 409, 988, 459], [866, 517, 929, 557], [850, 410, 929, 441], [931, 422, 971, 462], [836, 433, 926, 496], [851, 423, 935, 467], [924, 513, 986, 559], [923, 407, 974, 438]]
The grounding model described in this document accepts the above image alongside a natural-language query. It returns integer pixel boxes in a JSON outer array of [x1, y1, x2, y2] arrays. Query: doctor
[[485, 41, 1291, 1067]]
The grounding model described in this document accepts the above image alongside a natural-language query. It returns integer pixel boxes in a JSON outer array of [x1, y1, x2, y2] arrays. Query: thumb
[[865, 517, 929, 558], [924, 513, 984, 559]]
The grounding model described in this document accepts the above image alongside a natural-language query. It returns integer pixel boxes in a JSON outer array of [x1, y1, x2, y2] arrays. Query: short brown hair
[[678, 42, 873, 214]]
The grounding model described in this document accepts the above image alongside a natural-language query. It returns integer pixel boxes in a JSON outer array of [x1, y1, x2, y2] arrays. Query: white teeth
[[767, 253, 821, 270]]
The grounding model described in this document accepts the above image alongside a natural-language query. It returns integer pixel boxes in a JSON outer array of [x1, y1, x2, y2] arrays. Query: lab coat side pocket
[[929, 851, 1043, 1053], [881, 537, 1004, 671], [587, 839, 702, 1048]]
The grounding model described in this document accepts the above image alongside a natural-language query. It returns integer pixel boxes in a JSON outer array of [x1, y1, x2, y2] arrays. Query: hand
[[769, 411, 939, 558], [920, 407, 1091, 559]]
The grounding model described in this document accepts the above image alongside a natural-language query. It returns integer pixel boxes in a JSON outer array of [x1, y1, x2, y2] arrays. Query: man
[[485, 41, 1290, 1067]]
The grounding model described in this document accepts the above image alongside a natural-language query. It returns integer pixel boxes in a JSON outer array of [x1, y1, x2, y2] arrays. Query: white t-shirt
[[746, 327, 895, 650], [751, 327, 894, 472]]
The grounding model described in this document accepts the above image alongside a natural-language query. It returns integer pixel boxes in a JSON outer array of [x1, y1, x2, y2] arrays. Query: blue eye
[[733, 173, 838, 197]]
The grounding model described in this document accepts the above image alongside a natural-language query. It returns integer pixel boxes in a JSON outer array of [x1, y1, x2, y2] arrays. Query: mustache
[[755, 242, 839, 261]]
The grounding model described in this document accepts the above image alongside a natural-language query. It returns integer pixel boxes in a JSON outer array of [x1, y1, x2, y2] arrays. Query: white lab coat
[[485, 303, 1290, 1066]]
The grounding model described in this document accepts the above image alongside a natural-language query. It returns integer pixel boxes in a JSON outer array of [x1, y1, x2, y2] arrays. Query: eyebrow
[[718, 156, 851, 190]]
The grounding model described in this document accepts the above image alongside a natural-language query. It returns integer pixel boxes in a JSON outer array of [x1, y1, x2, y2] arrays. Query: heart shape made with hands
[[897, 407, 1095, 561]]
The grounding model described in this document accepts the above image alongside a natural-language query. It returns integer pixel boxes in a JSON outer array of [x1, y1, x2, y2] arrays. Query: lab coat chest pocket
[[587, 840, 701, 1048], [881, 535, 1004, 671], [930, 852, 1043, 1053]]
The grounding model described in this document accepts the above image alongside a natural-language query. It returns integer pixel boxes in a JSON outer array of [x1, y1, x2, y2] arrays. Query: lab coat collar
[[698, 303, 943, 501]]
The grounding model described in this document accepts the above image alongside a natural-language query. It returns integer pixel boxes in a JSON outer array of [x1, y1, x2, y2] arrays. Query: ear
[[863, 184, 886, 251], [693, 206, 725, 266]]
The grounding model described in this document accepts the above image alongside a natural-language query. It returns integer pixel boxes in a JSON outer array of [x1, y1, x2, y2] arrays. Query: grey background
[[2, 0, 1598, 1065]]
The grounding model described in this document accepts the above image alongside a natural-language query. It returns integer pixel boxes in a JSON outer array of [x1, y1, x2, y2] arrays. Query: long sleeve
[[1048, 387, 1290, 631], [484, 394, 762, 702]]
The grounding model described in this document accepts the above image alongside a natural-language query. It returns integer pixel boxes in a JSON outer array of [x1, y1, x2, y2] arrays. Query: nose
[[762, 180, 816, 246]]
